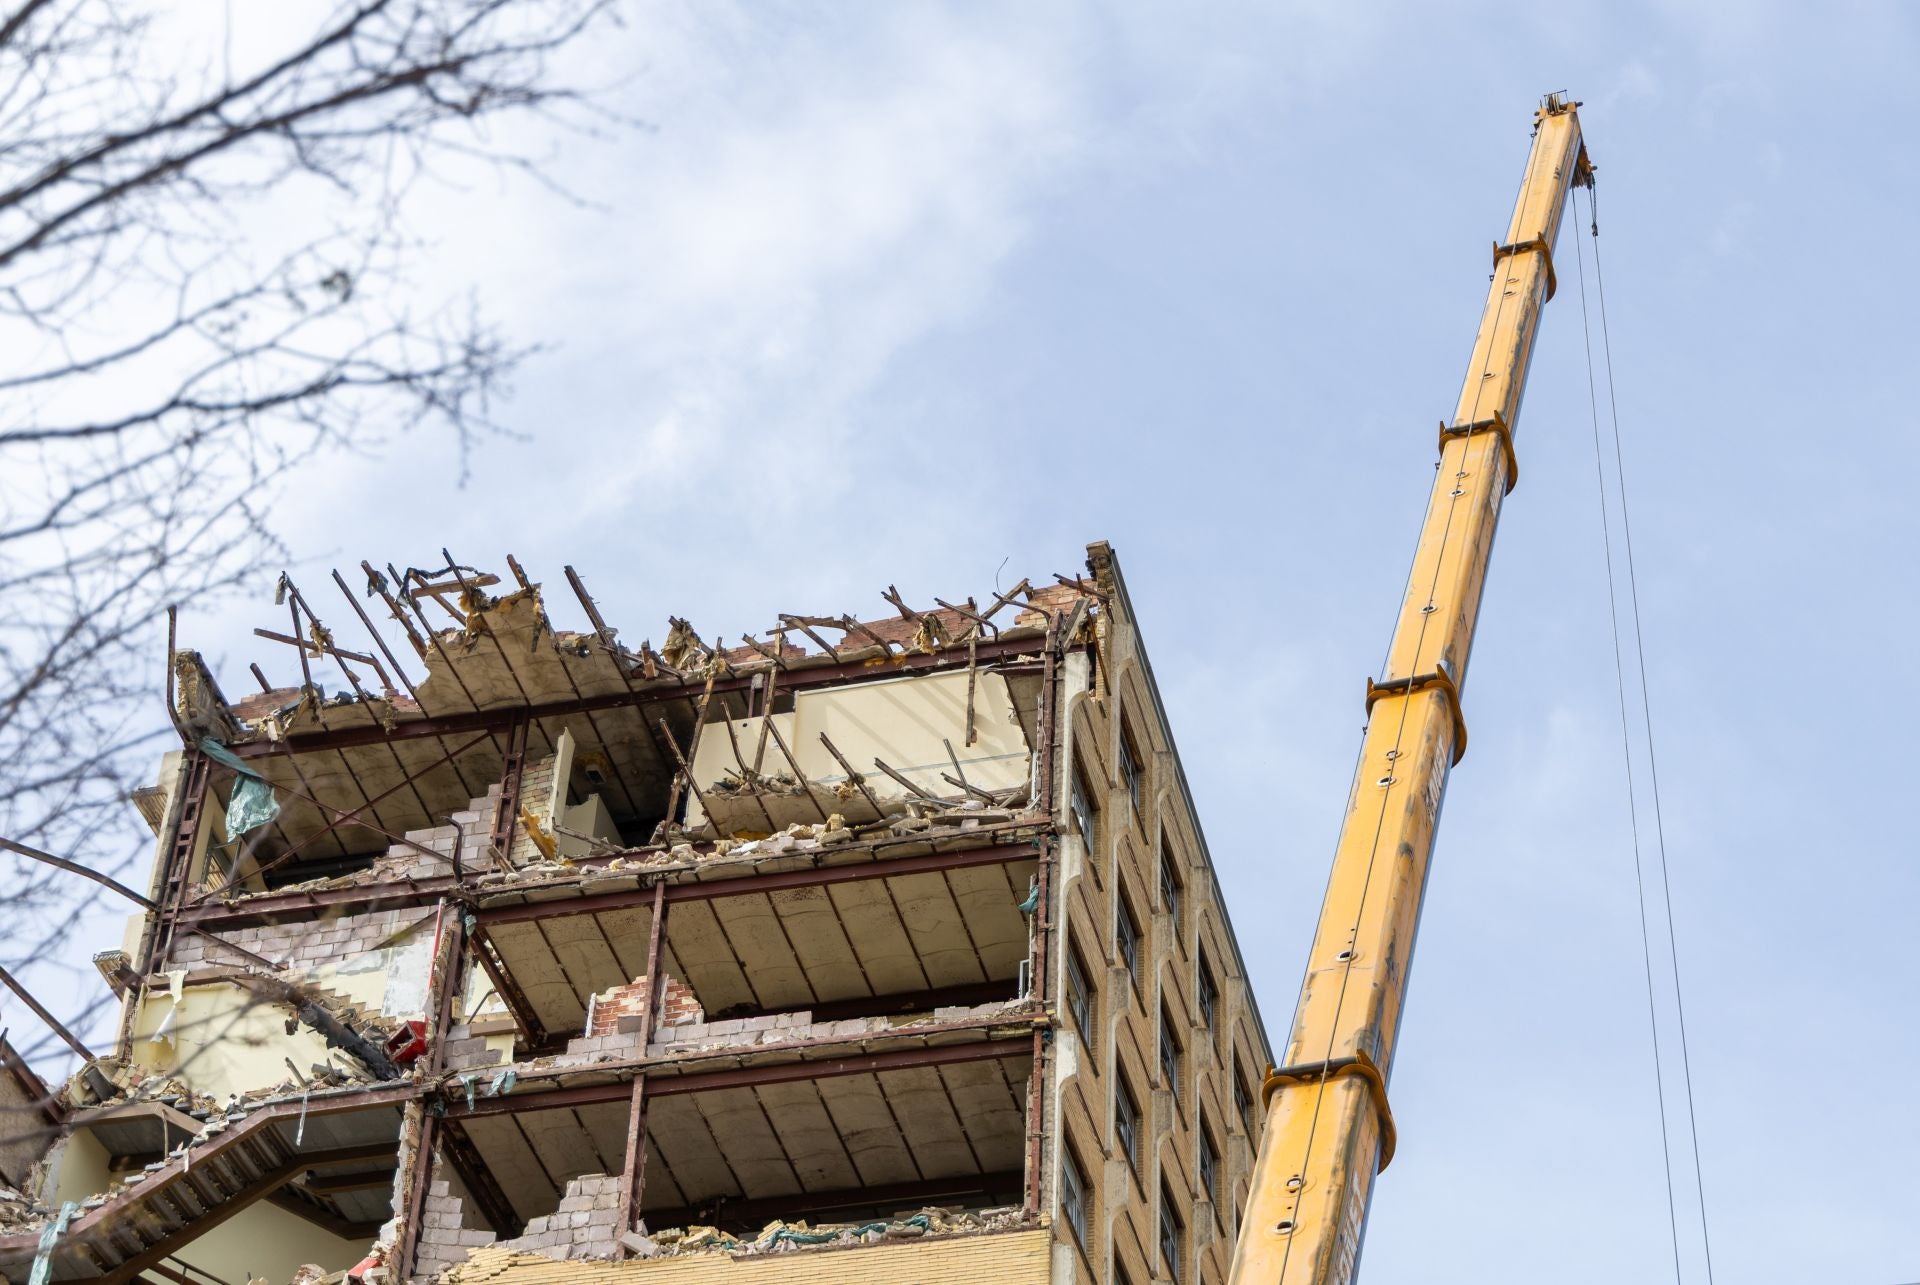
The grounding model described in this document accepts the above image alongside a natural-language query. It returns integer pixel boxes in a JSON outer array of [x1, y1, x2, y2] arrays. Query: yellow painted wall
[[46, 1128, 112, 1206], [444, 1227, 1050, 1284], [173, 1195, 373, 1283], [130, 981, 338, 1101], [686, 669, 1031, 832]]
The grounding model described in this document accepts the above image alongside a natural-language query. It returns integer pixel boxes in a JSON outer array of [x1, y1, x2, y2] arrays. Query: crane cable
[[1572, 181, 1719, 1284]]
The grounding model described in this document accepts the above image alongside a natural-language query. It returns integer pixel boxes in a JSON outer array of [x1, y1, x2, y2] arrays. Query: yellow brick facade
[[442, 1227, 1052, 1285]]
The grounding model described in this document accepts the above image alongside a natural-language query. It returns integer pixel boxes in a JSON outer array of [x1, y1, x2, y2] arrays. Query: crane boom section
[[1229, 98, 1590, 1285]]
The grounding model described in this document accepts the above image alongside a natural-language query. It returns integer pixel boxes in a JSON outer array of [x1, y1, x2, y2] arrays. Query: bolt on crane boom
[[1229, 95, 1593, 1285]]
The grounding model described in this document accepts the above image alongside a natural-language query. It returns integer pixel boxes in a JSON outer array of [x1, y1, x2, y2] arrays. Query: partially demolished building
[[0, 541, 1271, 1284]]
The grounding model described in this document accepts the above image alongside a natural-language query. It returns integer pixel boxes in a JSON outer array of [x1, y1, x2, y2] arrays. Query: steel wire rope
[[1271, 127, 1546, 1280], [1586, 182, 1719, 1284], [1571, 185, 1685, 1284]]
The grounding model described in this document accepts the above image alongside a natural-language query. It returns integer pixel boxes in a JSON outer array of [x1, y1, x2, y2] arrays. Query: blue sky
[[144, 2, 1918, 1280]]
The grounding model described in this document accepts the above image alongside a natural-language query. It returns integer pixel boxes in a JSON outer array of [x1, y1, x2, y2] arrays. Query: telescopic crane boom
[[1228, 95, 1593, 1285]]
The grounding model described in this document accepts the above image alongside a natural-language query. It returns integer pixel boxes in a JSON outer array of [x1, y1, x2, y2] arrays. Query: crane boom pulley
[[1228, 94, 1593, 1285]]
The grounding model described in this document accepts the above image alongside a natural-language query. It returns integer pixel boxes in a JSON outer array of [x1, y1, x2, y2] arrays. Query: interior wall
[[45, 1128, 111, 1206], [129, 982, 338, 1101], [174, 1194, 372, 1283], [685, 670, 1030, 832]]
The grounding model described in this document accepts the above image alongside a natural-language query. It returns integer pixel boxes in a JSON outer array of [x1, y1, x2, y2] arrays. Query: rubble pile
[[636, 1203, 1028, 1259], [436, 1204, 1032, 1278]]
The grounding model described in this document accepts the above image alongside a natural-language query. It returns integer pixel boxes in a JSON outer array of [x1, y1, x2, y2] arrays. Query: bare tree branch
[[0, 0, 619, 1103]]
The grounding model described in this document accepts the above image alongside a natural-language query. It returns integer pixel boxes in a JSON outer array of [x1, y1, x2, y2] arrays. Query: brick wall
[[415, 1172, 627, 1278], [508, 757, 560, 866], [413, 1176, 499, 1279], [583, 974, 701, 1039], [657, 976, 701, 1027], [441, 1022, 505, 1072], [492, 1173, 624, 1263], [166, 905, 432, 972]]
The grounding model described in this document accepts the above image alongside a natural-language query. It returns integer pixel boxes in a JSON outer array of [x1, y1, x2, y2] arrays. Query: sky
[[67, 1, 1920, 1281]]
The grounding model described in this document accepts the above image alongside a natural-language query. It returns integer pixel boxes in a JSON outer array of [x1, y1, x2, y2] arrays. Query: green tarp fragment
[[28, 1202, 78, 1285], [198, 737, 280, 837]]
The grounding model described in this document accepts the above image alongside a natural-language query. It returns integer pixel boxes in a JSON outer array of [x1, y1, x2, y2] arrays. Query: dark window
[[1199, 1122, 1220, 1206], [1070, 767, 1097, 845], [1115, 1076, 1141, 1172], [1118, 726, 1142, 817], [1234, 1064, 1256, 1135], [1062, 1147, 1089, 1246], [1160, 1006, 1182, 1099], [1115, 893, 1141, 988], [1159, 839, 1183, 934], [1160, 1182, 1185, 1282], [1066, 940, 1094, 1051], [1197, 955, 1219, 1034]]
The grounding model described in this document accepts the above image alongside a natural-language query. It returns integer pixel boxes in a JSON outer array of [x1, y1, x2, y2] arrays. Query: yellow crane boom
[[1230, 95, 1593, 1285]]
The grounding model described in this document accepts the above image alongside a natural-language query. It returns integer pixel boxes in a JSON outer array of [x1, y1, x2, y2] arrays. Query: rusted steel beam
[[173, 875, 461, 930], [654, 715, 716, 827], [474, 842, 1040, 926], [762, 713, 831, 824], [816, 733, 883, 817], [391, 1102, 438, 1283], [655, 1036, 1033, 1098], [642, 881, 666, 1039], [169, 833, 1043, 935], [250, 628, 388, 687], [149, 750, 212, 969], [385, 561, 488, 715], [221, 634, 1056, 761], [1023, 1026, 1046, 1217], [563, 565, 639, 689], [334, 568, 425, 707], [442, 1036, 1031, 1118], [488, 717, 530, 868], [615, 1074, 648, 1256]]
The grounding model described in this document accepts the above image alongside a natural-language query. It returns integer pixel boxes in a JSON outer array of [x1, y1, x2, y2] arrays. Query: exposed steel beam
[[441, 1036, 1030, 1119], [224, 635, 1055, 761], [475, 842, 1040, 928]]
